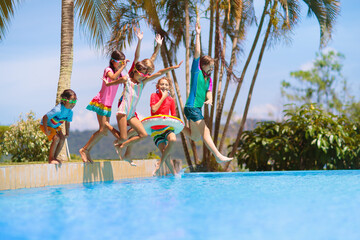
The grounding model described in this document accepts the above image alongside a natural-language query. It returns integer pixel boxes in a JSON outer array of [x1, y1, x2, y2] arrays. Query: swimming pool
[[0, 170, 359, 240]]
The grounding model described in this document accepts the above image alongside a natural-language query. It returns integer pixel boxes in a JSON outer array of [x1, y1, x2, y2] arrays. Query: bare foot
[[152, 163, 160, 176], [215, 155, 233, 163], [49, 159, 62, 164], [123, 154, 136, 166], [79, 148, 93, 164], [114, 143, 123, 160], [172, 159, 182, 174]]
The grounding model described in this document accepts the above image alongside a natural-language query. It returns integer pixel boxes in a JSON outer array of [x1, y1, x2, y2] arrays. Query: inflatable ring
[[141, 115, 184, 135]]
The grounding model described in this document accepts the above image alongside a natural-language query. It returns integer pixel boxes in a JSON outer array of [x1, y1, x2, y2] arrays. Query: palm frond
[[303, 0, 340, 48], [75, 0, 114, 48], [107, 1, 143, 53], [0, 0, 21, 42]]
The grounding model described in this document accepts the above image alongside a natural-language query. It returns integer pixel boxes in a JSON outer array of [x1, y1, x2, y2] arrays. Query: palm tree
[[56, 0, 113, 103], [224, 0, 340, 169], [1, 0, 113, 159], [1, 0, 112, 102]]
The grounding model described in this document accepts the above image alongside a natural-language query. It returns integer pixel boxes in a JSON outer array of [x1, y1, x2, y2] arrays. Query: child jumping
[[40, 89, 77, 164], [182, 18, 233, 163], [79, 50, 128, 163], [115, 29, 183, 165], [150, 77, 179, 176]]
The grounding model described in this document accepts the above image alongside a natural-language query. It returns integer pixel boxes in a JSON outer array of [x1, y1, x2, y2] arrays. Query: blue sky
[[0, 0, 359, 131]]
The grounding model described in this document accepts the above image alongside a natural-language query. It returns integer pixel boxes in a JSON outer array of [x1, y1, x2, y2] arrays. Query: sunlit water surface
[[1, 170, 360, 240]]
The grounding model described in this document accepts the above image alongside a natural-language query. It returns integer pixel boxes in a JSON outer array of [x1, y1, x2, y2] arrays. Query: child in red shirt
[[150, 77, 179, 176]]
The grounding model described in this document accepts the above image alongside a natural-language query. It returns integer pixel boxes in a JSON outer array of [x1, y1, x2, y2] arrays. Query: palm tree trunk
[[218, 0, 270, 153], [229, 0, 276, 160], [56, 0, 74, 161], [208, 0, 214, 56], [56, 0, 74, 103], [185, 0, 190, 98], [213, 18, 241, 147], [209, 0, 221, 133]]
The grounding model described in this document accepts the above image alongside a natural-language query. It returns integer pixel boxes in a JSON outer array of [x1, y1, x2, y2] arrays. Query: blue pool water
[[1, 170, 360, 240]]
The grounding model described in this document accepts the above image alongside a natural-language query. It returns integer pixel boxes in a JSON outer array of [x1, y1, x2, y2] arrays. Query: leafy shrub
[[235, 104, 360, 171], [0, 126, 10, 160], [0, 111, 50, 162]]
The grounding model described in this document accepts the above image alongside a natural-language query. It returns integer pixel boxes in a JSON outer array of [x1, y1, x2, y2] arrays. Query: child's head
[[130, 59, 155, 81], [156, 77, 172, 92], [109, 50, 126, 72], [200, 55, 215, 77], [60, 89, 77, 109]]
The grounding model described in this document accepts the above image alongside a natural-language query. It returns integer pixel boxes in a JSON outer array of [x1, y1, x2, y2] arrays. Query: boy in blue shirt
[[40, 89, 77, 164]]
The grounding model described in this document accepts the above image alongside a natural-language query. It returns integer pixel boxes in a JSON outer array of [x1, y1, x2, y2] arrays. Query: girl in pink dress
[[79, 50, 129, 163]]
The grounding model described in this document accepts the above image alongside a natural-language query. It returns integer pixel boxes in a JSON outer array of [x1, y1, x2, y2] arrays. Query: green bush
[[0, 125, 10, 160], [0, 111, 50, 162], [235, 104, 360, 171]]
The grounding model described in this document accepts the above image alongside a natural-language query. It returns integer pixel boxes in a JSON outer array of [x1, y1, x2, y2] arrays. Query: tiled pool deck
[[0, 159, 161, 190]]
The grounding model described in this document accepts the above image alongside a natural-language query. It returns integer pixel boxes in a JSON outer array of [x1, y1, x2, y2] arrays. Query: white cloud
[[71, 109, 99, 131], [300, 61, 314, 71], [247, 103, 281, 120]]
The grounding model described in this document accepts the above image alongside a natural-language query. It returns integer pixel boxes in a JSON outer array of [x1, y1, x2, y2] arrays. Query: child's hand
[[204, 99, 212, 105], [102, 77, 109, 84], [155, 34, 163, 45], [44, 129, 50, 136], [135, 28, 143, 40], [174, 60, 183, 69], [196, 22, 201, 35], [161, 89, 168, 98]]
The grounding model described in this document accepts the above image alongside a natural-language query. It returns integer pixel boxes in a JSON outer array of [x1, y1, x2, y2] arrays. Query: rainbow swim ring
[[141, 115, 184, 135]]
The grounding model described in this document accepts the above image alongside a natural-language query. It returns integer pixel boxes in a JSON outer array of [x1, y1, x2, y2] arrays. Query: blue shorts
[[184, 107, 204, 122]]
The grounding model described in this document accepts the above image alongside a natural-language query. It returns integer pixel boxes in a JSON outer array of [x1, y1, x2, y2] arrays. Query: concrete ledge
[[0, 159, 163, 191]]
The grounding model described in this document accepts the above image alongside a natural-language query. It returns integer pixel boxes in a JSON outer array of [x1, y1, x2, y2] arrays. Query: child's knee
[[192, 135, 201, 142], [139, 132, 148, 138], [168, 135, 176, 143], [99, 128, 108, 136], [53, 135, 61, 143]]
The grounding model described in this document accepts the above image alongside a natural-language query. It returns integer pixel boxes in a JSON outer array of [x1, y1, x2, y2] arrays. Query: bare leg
[[49, 135, 61, 164], [54, 131, 66, 160], [153, 143, 166, 176], [117, 117, 147, 165], [114, 113, 128, 160], [154, 132, 177, 176], [79, 114, 110, 163], [190, 119, 233, 163]]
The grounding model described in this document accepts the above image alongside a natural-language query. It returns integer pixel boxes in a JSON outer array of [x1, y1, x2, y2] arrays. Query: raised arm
[[134, 28, 144, 63], [194, 16, 201, 59], [144, 61, 183, 84], [150, 34, 163, 62], [107, 59, 129, 81]]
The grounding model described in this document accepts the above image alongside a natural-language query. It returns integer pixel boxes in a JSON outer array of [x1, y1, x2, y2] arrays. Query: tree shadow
[[83, 161, 114, 184]]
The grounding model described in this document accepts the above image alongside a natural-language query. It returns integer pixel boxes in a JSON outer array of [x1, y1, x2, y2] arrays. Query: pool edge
[[0, 159, 164, 190]]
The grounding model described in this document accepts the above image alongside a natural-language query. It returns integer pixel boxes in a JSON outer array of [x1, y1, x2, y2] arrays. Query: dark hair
[[109, 50, 125, 72], [200, 55, 214, 69], [129, 59, 155, 79], [60, 89, 77, 100]]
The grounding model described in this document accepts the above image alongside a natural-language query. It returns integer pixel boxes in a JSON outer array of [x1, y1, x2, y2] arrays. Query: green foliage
[[0, 112, 50, 162], [235, 104, 360, 171], [281, 51, 352, 114], [0, 125, 10, 159], [146, 151, 160, 160]]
